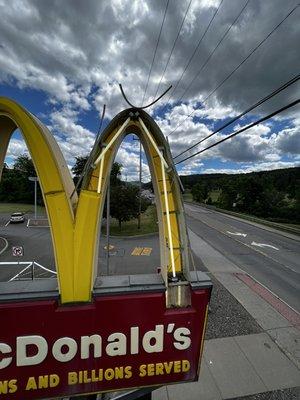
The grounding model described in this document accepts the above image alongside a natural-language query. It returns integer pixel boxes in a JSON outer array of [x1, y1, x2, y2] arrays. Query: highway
[[185, 203, 300, 312]]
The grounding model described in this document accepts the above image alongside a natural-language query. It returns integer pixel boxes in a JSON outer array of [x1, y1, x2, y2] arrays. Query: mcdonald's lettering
[[0, 97, 212, 399]]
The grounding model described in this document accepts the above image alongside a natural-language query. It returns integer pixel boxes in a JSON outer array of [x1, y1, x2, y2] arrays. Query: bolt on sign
[[0, 98, 212, 399]]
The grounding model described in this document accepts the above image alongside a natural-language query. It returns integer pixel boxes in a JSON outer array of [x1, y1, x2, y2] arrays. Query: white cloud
[[5, 137, 28, 162], [200, 161, 300, 175], [0, 0, 299, 175]]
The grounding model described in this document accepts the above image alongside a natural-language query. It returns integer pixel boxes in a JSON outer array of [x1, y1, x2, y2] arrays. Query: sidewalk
[[152, 230, 300, 400]]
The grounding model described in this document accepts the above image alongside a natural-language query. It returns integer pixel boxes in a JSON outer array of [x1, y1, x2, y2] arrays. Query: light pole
[[28, 176, 39, 220], [133, 136, 142, 229]]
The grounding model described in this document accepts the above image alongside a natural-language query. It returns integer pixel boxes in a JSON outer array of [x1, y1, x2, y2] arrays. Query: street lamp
[[28, 176, 39, 220]]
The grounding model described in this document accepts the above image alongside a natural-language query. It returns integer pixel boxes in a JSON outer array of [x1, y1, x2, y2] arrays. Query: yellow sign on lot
[[131, 247, 152, 256]]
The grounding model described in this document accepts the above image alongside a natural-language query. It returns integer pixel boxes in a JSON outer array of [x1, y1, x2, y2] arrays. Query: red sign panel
[[0, 288, 210, 399]]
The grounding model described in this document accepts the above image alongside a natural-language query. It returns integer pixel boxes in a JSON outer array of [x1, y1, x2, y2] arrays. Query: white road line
[[4, 220, 10, 227], [227, 231, 247, 237], [251, 241, 279, 251], [0, 237, 9, 255], [187, 213, 299, 275]]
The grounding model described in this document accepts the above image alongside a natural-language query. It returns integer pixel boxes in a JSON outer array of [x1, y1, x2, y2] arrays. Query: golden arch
[[0, 98, 190, 304]]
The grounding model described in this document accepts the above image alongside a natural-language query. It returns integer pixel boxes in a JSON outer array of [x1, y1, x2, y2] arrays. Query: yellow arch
[[0, 98, 190, 304], [82, 109, 190, 284], [0, 97, 101, 303]]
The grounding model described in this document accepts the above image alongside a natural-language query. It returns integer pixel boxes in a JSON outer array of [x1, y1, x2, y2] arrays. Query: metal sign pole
[[106, 182, 110, 276], [29, 176, 39, 220], [34, 179, 37, 220]]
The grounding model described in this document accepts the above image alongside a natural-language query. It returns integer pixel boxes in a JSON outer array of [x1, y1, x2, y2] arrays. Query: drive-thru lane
[[185, 203, 300, 312]]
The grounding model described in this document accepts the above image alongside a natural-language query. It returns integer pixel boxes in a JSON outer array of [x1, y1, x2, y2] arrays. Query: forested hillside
[[180, 167, 300, 224]]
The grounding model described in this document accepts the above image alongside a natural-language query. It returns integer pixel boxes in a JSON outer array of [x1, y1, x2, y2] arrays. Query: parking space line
[[4, 221, 10, 227]]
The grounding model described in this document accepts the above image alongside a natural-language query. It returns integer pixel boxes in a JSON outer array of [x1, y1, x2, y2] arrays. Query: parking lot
[[0, 212, 161, 282]]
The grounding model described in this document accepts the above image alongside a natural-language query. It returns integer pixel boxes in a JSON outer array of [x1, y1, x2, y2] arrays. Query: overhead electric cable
[[168, 3, 299, 137], [176, 0, 250, 105], [119, 83, 172, 109], [142, 0, 170, 106], [175, 99, 300, 165], [165, 0, 224, 104], [173, 73, 300, 159], [152, 0, 193, 102]]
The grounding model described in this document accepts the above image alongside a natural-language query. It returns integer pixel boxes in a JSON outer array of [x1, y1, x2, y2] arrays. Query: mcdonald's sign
[[0, 97, 212, 399]]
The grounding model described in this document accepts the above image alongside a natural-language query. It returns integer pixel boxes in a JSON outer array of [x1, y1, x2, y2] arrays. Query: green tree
[[0, 155, 44, 205], [191, 182, 209, 203], [72, 155, 88, 178], [13, 154, 36, 176], [218, 182, 238, 210], [110, 184, 140, 229], [72, 156, 122, 187], [110, 162, 122, 186]]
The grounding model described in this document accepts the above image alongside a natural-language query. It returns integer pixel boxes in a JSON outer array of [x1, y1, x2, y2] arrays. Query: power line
[[175, 99, 300, 165], [142, 0, 170, 106], [168, 3, 299, 137], [152, 0, 193, 102], [173, 73, 300, 159], [165, 0, 224, 104], [175, 0, 250, 105]]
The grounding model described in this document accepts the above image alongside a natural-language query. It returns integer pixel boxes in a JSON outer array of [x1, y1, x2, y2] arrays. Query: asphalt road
[[184, 203, 300, 312], [1, 206, 299, 312]]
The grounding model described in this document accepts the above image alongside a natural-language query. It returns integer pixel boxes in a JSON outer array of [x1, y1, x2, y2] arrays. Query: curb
[[0, 237, 8, 255], [188, 227, 300, 369], [102, 232, 159, 239]]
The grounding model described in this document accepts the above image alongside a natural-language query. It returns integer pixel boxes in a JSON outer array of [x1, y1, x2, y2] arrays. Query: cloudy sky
[[0, 0, 299, 181]]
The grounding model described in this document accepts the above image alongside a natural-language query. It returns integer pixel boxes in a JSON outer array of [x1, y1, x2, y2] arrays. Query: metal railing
[[0, 261, 57, 281]]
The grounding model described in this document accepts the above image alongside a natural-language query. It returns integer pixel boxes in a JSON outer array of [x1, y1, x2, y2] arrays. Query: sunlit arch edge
[[83, 108, 190, 282]]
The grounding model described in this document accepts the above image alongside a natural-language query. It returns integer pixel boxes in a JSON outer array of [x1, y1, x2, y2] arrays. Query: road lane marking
[[0, 237, 8, 255], [131, 247, 143, 256], [131, 247, 153, 256], [186, 213, 299, 275], [4, 220, 10, 227], [141, 247, 152, 256], [227, 231, 247, 237], [251, 241, 279, 251], [104, 245, 115, 250]]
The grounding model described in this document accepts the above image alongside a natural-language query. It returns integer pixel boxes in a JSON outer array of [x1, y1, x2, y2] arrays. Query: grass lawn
[[103, 205, 159, 236], [182, 190, 193, 202], [0, 202, 46, 214], [209, 189, 221, 202]]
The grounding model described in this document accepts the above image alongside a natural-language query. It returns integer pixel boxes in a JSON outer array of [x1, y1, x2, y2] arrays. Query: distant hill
[[179, 167, 300, 194], [179, 167, 299, 223]]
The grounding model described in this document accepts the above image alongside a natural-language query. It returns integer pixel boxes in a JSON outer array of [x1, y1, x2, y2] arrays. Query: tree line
[[181, 167, 300, 223], [0, 154, 150, 229], [73, 156, 150, 229]]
